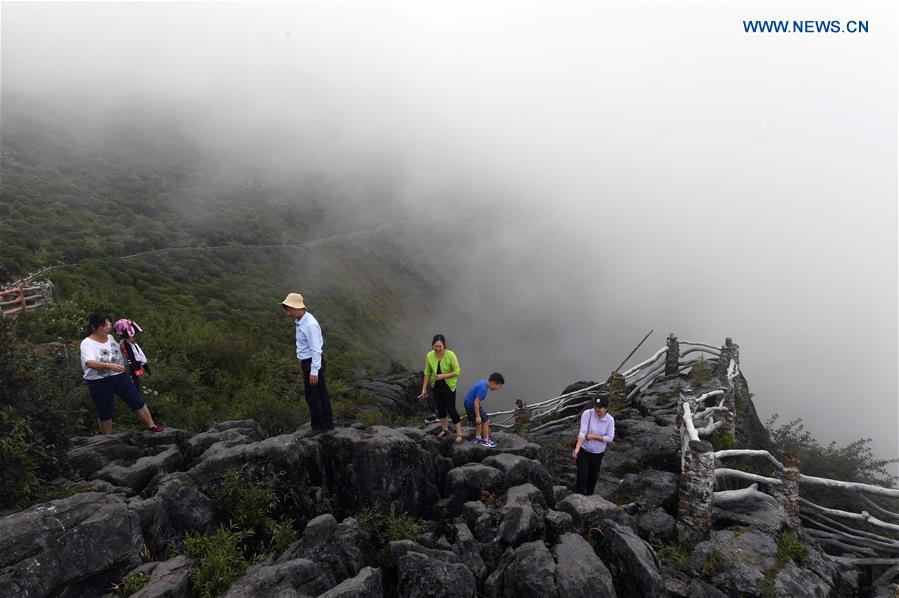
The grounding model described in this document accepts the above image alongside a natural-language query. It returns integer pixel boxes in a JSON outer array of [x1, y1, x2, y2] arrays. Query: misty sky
[[2, 2, 896, 463]]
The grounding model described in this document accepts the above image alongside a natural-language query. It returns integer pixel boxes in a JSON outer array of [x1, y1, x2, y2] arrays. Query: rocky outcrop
[[277, 514, 364, 584], [318, 566, 383, 598], [221, 557, 332, 598], [391, 541, 477, 598], [594, 520, 666, 598], [0, 362, 871, 598], [0, 493, 143, 597], [552, 533, 617, 597], [129, 555, 193, 598], [306, 426, 442, 518]]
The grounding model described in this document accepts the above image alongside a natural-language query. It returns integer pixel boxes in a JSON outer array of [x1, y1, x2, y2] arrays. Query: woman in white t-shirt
[[81, 312, 164, 434]]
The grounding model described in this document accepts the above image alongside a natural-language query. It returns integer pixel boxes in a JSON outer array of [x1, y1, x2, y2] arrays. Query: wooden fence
[[0, 281, 55, 318], [492, 334, 898, 583]]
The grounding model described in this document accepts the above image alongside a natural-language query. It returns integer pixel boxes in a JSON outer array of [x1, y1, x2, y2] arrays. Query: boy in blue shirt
[[463, 372, 505, 447]]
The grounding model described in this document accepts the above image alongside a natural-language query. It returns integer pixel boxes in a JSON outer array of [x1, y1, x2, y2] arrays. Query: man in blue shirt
[[282, 292, 334, 432], [463, 372, 505, 447]]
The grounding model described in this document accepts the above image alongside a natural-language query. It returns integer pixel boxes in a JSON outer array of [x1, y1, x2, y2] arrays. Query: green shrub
[[358, 409, 386, 428], [111, 571, 150, 597], [707, 430, 736, 451], [480, 490, 505, 509], [265, 517, 298, 555], [356, 503, 423, 569], [31, 481, 98, 504], [183, 525, 251, 598], [212, 470, 279, 531], [209, 470, 298, 560], [761, 531, 808, 598], [766, 414, 898, 510], [690, 357, 711, 387], [0, 411, 51, 509], [775, 531, 806, 566], [652, 538, 691, 569]]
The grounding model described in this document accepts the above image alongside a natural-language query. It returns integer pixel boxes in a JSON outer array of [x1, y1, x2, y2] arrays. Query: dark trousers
[[575, 449, 605, 495], [432, 383, 461, 424], [300, 358, 334, 430]]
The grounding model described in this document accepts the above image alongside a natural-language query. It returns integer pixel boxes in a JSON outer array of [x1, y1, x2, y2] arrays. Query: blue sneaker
[[473, 437, 484, 445], [483, 438, 498, 448]]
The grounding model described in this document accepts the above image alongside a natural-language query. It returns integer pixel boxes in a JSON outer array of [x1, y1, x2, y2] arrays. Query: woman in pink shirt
[[572, 396, 615, 495]]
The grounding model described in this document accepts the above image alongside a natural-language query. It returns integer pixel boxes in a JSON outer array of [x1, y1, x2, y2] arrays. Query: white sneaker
[[483, 438, 498, 448]]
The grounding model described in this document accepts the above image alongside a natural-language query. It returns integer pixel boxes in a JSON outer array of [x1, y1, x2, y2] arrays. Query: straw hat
[[281, 293, 306, 310]]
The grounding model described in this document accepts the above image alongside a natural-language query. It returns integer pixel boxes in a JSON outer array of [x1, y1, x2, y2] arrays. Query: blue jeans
[[86, 373, 145, 421]]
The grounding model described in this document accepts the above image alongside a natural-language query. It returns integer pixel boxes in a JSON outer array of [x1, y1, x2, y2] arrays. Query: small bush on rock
[[761, 531, 808, 598], [183, 525, 252, 598], [652, 538, 691, 569], [209, 469, 298, 561], [111, 571, 150, 597], [357, 503, 423, 569], [213, 470, 279, 531], [690, 357, 711, 387], [480, 490, 505, 509], [775, 531, 806, 566], [0, 412, 48, 509]]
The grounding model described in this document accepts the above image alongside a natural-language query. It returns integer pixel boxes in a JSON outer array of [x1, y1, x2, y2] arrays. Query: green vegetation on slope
[[0, 109, 436, 510]]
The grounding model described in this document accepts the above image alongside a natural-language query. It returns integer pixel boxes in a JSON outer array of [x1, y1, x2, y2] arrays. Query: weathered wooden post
[[665, 333, 680, 376], [677, 438, 716, 542], [13, 285, 26, 316], [772, 454, 802, 528], [713, 385, 737, 442], [714, 337, 739, 384]]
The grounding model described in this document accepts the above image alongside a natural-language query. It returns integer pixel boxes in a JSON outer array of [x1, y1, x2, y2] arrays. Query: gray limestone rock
[[602, 418, 680, 476], [618, 470, 678, 512], [451, 432, 543, 466], [221, 557, 332, 598], [94, 446, 184, 492], [130, 555, 193, 598], [503, 483, 547, 515], [496, 504, 543, 547], [556, 493, 620, 534], [446, 463, 506, 505], [594, 520, 665, 598], [187, 431, 306, 491], [635, 507, 677, 542], [392, 542, 476, 598], [0, 493, 144, 598], [712, 490, 789, 534], [543, 509, 574, 542], [483, 453, 555, 507], [303, 426, 441, 518], [277, 514, 363, 584], [552, 532, 617, 598], [501, 540, 558, 598], [317, 566, 383, 598]]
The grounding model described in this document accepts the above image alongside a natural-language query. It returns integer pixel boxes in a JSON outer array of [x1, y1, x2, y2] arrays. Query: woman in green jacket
[[418, 334, 463, 443]]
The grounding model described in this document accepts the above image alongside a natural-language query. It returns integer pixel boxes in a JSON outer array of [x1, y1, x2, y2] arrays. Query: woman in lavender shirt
[[572, 396, 615, 495]]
